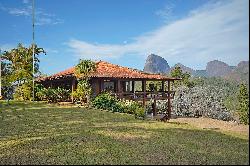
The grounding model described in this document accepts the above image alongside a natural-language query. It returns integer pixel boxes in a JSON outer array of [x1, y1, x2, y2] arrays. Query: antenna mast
[[32, 0, 35, 102], [0, 49, 1, 98]]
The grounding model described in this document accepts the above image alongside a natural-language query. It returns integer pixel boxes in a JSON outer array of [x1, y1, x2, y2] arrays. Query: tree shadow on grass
[[1, 124, 248, 165], [90, 124, 249, 165], [0, 101, 58, 111], [0, 106, 249, 165], [166, 121, 188, 125]]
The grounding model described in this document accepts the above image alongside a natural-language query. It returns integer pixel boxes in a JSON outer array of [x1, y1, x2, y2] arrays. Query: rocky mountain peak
[[143, 54, 170, 74]]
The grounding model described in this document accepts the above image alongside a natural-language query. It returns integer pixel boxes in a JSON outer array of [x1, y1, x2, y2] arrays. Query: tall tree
[[1, 43, 45, 100], [170, 66, 193, 88], [74, 59, 96, 79], [237, 84, 249, 124], [73, 59, 96, 104]]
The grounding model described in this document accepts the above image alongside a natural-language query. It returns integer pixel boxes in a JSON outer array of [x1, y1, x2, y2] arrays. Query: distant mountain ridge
[[224, 61, 249, 85], [143, 54, 249, 84], [206, 60, 232, 77], [170, 63, 195, 75]]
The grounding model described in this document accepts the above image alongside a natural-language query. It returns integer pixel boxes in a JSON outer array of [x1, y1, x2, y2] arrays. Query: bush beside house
[[35, 85, 70, 103], [92, 92, 145, 119]]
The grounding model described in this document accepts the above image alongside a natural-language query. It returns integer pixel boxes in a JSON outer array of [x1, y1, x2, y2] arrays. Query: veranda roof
[[37, 61, 181, 81]]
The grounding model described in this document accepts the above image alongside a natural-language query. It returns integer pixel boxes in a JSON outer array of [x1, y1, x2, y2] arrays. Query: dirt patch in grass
[[170, 117, 249, 138]]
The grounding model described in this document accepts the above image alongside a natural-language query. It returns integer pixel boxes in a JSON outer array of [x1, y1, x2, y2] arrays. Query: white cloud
[[45, 48, 58, 54], [67, 0, 249, 69], [0, 2, 63, 26], [22, 0, 30, 4], [8, 7, 31, 16], [0, 44, 16, 51], [36, 17, 64, 26], [155, 1, 175, 23]]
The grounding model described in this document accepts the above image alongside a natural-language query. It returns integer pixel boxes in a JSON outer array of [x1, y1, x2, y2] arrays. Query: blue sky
[[0, 0, 249, 75]]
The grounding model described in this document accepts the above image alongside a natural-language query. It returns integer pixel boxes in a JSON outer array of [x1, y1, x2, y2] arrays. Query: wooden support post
[[142, 80, 146, 106], [71, 78, 76, 103], [99, 79, 103, 93], [117, 80, 121, 99], [153, 95, 156, 116], [161, 81, 165, 92], [160, 80, 172, 122], [132, 81, 135, 93], [167, 80, 171, 119]]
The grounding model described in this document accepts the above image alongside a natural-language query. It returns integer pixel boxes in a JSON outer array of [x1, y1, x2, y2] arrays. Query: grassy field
[[0, 101, 249, 165]]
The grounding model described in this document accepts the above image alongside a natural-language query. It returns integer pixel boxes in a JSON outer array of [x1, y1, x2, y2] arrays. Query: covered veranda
[[37, 61, 181, 120]]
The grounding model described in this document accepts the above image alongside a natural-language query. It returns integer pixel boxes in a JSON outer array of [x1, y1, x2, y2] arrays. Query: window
[[103, 80, 115, 92], [134, 81, 142, 91], [125, 81, 132, 92]]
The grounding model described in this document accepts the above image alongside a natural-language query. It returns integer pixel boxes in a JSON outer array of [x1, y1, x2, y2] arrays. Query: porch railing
[[110, 91, 175, 101]]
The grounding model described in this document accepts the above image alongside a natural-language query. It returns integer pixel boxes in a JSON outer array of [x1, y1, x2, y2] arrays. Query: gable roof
[[38, 61, 180, 81]]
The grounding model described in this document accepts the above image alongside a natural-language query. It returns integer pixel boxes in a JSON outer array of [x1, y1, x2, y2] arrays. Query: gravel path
[[169, 117, 249, 137]]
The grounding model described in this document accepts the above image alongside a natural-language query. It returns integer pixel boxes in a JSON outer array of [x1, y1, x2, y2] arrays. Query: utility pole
[[32, 0, 35, 102], [0, 49, 2, 98]]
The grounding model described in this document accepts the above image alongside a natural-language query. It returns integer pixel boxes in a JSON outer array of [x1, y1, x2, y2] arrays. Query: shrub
[[145, 99, 167, 115], [92, 92, 145, 118], [35, 86, 70, 103], [172, 85, 234, 121], [92, 93, 117, 110], [134, 107, 145, 119], [72, 80, 92, 103], [44, 88, 58, 103], [35, 84, 47, 101], [112, 100, 126, 113], [124, 100, 143, 115], [55, 87, 70, 102], [13, 83, 32, 101]]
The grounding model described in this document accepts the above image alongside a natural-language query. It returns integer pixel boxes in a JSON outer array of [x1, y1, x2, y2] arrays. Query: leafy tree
[[74, 59, 96, 79], [73, 59, 96, 104], [73, 80, 92, 103], [170, 66, 183, 78], [1, 43, 46, 100], [1, 60, 13, 100], [191, 77, 205, 86], [2, 44, 45, 84], [237, 84, 249, 124], [170, 66, 193, 88]]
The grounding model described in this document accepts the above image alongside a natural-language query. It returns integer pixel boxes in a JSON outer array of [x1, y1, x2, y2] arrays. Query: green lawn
[[0, 101, 249, 165]]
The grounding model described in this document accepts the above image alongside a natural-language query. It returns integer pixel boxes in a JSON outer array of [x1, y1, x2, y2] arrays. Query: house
[[37, 60, 181, 120]]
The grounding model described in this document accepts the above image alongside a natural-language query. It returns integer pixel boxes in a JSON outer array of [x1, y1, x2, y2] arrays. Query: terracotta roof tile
[[38, 61, 180, 81]]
